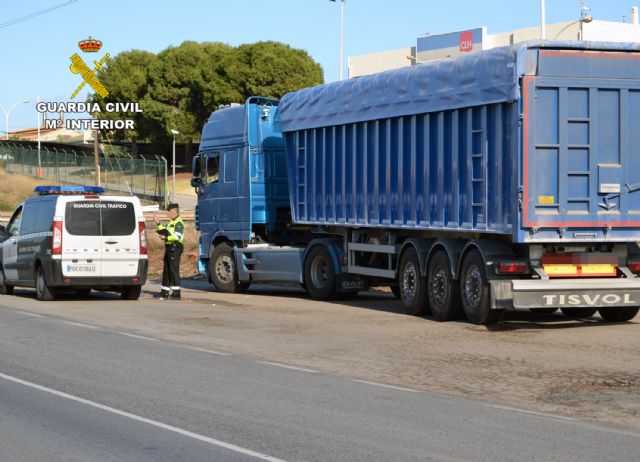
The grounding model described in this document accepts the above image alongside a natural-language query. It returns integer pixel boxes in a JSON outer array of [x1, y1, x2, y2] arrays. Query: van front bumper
[[491, 278, 640, 310], [46, 260, 148, 288]]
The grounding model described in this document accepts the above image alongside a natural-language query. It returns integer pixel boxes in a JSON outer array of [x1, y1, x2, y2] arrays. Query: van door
[[98, 199, 139, 277], [2, 206, 22, 281], [62, 200, 103, 278]]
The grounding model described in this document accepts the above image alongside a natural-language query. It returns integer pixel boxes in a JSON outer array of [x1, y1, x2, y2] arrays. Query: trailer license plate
[[543, 264, 616, 277]]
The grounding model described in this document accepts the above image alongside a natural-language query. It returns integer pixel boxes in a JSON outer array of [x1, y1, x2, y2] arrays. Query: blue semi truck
[[191, 41, 640, 324]]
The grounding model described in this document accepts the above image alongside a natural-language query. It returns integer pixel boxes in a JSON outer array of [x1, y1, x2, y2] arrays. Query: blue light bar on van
[[34, 186, 106, 195]]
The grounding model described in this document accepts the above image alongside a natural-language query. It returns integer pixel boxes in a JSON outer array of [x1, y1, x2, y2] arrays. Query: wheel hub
[[401, 262, 417, 301], [216, 255, 234, 283], [310, 256, 328, 288], [431, 268, 448, 306], [464, 265, 482, 309]]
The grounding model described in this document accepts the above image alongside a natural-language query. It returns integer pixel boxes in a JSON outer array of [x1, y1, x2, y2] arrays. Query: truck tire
[[0, 265, 14, 295], [35, 266, 56, 301], [428, 250, 463, 321], [598, 306, 640, 322], [459, 249, 504, 325], [398, 247, 430, 315], [210, 243, 250, 293], [121, 286, 141, 300], [304, 245, 338, 301], [560, 308, 597, 318]]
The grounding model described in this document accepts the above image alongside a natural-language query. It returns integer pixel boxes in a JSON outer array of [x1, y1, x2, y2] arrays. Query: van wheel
[[460, 249, 504, 325], [35, 266, 56, 301], [210, 243, 250, 293], [398, 247, 429, 315], [598, 306, 640, 322], [304, 245, 337, 300], [121, 286, 141, 300], [76, 289, 91, 297], [428, 250, 463, 321], [560, 308, 597, 318], [0, 266, 14, 295]]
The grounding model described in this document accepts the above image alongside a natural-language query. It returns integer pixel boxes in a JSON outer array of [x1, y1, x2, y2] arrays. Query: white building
[[349, 6, 640, 78]]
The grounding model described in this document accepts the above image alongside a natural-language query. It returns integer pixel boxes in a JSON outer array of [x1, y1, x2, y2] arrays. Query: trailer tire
[[398, 247, 430, 316], [304, 245, 337, 301], [0, 265, 14, 295], [560, 308, 597, 318], [459, 249, 504, 325], [598, 306, 640, 322], [35, 266, 56, 301], [427, 250, 462, 321], [210, 243, 250, 294]]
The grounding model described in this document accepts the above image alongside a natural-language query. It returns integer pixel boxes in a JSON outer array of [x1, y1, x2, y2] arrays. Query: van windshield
[[65, 201, 135, 236]]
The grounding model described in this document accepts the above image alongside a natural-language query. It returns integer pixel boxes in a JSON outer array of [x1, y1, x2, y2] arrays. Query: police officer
[[154, 203, 185, 300]]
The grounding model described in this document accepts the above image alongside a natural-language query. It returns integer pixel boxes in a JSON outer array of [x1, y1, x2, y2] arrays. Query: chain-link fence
[[0, 142, 168, 208]]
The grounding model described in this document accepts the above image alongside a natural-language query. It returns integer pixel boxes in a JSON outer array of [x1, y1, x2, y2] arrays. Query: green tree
[[90, 41, 324, 143]]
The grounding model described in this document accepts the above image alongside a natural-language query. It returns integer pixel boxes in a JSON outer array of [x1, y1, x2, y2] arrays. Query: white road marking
[[490, 404, 580, 422], [258, 361, 319, 373], [16, 311, 45, 318], [351, 379, 422, 393], [62, 321, 98, 330], [116, 332, 158, 342], [188, 346, 231, 356], [0, 372, 287, 462]]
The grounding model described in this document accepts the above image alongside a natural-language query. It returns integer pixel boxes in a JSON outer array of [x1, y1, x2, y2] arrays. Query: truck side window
[[207, 156, 220, 184], [6, 206, 23, 238]]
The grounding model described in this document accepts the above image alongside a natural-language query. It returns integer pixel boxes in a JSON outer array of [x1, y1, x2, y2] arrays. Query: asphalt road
[[0, 301, 639, 462]]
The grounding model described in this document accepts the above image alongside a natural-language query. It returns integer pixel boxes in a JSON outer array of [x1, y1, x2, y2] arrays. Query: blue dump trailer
[[192, 42, 640, 324]]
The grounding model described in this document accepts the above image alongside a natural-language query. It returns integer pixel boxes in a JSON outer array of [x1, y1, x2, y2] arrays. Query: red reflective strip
[[497, 262, 528, 273]]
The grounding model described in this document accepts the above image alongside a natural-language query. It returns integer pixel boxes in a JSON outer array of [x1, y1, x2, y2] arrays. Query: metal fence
[[0, 142, 168, 208]]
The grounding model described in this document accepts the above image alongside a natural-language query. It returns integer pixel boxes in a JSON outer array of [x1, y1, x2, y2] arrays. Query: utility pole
[[93, 112, 100, 187]]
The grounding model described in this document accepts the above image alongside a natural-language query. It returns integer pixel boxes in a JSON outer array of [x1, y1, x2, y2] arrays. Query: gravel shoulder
[[4, 278, 639, 428]]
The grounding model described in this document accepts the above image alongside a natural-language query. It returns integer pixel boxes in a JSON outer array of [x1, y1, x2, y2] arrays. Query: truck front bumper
[[491, 278, 640, 310]]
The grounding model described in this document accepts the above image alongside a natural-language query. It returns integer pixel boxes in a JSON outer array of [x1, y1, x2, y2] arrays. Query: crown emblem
[[78, 36, 102, 53]]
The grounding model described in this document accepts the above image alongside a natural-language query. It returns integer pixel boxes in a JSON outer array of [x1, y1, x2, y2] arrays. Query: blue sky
[[0, 0, 637, 131]]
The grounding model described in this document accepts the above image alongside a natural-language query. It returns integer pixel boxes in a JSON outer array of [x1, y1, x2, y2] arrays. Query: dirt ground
[[11, 279, 640, 429]]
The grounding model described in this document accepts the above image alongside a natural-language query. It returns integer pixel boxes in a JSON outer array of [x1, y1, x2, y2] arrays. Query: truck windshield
[[65, 201, 135, 236]]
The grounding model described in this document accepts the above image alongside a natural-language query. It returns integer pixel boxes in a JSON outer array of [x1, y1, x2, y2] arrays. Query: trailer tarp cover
[[277, 41, 640, 132]]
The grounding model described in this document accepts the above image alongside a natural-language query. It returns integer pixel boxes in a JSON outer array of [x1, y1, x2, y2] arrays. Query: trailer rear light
[[138, 221, 148, 255], [496, 261, 529, 274], [52, 220, 63, 255]]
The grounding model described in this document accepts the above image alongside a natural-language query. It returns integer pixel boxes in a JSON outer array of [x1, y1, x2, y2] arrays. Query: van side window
[[207, 155, 220, 184], [6, 206, 23, 238]]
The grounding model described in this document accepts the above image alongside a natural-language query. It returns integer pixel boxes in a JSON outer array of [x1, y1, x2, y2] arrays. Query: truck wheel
[[121, 286, 141, 300], [35, 266, 56, 301], [598, 306, 640, 322], [304, 245, 337, 300], [530, 308, 558, 314], [459, 249, 504, 324], [0, 266, 14, 295], [428, 250, 463, 321], [560, 308, 597, 318], [210, 243, 250, 293], [398, 247, 429, 315]]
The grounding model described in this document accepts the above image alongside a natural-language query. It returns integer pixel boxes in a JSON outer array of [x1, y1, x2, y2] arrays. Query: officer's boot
[[155, 288, 170, 299], [169, 289, 181, 300]]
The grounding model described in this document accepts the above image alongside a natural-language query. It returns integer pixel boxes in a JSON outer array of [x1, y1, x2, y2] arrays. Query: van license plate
[[66, 264, 97, 273]]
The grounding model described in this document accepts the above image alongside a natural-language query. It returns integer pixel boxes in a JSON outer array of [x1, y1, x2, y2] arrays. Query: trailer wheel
[[0, 265, 14, 295], [560, 308, 597, 318], [304, 245, 337, 300], [398, 247, 429, 315], [459, 249, 503, 324], [210, 243, 250, 293], [35, 266, 56, 301], [428, 250, 462, 321], [598, 306, 640, 322]]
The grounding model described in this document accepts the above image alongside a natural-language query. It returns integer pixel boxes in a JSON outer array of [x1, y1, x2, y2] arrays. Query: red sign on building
[[459, 31, 473, 52]]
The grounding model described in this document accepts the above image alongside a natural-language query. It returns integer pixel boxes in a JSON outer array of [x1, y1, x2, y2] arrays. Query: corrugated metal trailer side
[[283, 103, 518, 234]]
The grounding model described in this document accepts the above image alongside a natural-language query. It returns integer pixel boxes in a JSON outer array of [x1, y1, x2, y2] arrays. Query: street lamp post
[[0, 99, 29, 140], [170, 129, 179, 204], [330, 0, 345, 80]]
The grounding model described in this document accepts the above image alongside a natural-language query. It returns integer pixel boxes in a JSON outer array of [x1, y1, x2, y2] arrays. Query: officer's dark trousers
[[162, 243, 183, 290]]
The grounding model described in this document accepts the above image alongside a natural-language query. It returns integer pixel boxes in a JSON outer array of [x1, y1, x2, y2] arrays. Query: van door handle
[[105, 241, 118, 245]]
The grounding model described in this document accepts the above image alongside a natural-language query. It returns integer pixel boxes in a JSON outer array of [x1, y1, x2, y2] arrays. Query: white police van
[[0, 186, 148, 301]]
